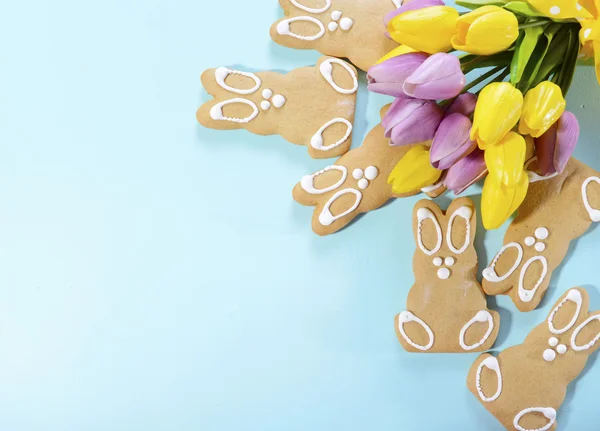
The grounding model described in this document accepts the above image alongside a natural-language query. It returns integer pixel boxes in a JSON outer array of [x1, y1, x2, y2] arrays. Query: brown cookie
[[270, 0, 400, 71], [468, 287, 600, 431], [395, 198, 500, 353], [482, 158, 600, 312], [197, 56, 357, 159]]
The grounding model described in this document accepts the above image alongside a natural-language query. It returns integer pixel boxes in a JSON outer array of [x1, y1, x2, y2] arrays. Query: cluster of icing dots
[[352, 166, 379, 190], [524, 227, 548, 253], [260, 89, 286, 111], [328, 10, 354, 32], [543, 336, 568, 362], [433, 256, 455, 280]]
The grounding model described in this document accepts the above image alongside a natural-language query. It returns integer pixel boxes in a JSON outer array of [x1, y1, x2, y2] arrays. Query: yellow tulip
[[481, 172, 529, 230], [485, 132, 527, 188], [471, 82, 523, 149], [519, 81, 566, 138], [388, 145, 442, 194], [451, 6, 519, 55], [377, 45, 419, 64], [580, 19, 600, 85], [387, 6, 459, 54], [528, 0, 592, 19]]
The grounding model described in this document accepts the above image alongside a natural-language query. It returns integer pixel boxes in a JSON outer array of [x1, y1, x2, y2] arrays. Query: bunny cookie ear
[[547, 288, 588, 336], [445, 198, 475, 255], [413, 200, 443, 256]]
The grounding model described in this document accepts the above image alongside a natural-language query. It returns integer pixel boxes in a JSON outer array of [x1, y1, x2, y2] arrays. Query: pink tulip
[[430, 114, 477, 170], [384, 0, 445, 26], [368, 53, 429, 97], [403, 53, 466, 100], [535, 111, 579, 175], [444, 148, 487, 195], [445, 93, 477, 117], [383, 96, 444, 146]]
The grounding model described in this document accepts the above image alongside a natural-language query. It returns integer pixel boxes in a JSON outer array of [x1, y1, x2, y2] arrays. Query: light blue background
[[3, 1, 600, 430]]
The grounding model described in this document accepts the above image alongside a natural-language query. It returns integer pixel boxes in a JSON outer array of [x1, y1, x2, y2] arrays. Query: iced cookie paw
[[197, 57, 357, 159]]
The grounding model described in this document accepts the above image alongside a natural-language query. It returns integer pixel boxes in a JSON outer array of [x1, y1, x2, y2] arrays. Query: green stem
[[519, 20, 548, 30], [461, 66, 506, 93]]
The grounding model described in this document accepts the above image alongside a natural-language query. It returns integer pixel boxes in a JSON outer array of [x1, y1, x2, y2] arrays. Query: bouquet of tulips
[[369, 0, 600, 229]]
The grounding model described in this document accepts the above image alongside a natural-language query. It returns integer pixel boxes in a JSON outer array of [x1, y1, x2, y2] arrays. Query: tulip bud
[[403, 53, 466, 100], [388, 145, 443, 194], [430, 114, 476, 170], [383, 97, 444, 146], [535, 111, 579, 175], [481, 172, 529, 230], [519, 81, 566, 138], [444, 149, 487, 195], [368, 53, 428, 97]]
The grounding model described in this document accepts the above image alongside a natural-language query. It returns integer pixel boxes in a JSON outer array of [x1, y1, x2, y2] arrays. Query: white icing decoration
[[352, 169, 363, 180], [582, 176, 600, 222], [535, 227, 549, 240], [290, 0, 332, 13], [549, 337, 559, 347], [421, 179, 444, 193], [311, 118, 353, 152], [331, 10, 342, 20], [397, 311, 434, 351], [548, 289, 582, 335], [277, 17, 326, 41], [513, 408, 556, 431], [557, 344, 567, 354], [210, 98, 259, 123], [525, 236, 535, 247], [416, 207, 443, 256], [300, 165, 347, 195], [392, 0, 403, 6], [475, 357, 502, 403], [571, 314, 600, 352], [358, 179, 369, 190], [446, 206, 472, 255], [483, 242, 523, 283], [445, 257, 455, 267], [328, 22, 338, 31], [319, 59, 358, 95], [262, 89, 273, 99], [433, 257, 443, 267], [214, 67, 261, 95], [535, 243, 546, 252], [543, 349, 556, 362], [272, 95, 286, 108], [365, 166, 379, 181], [518, 256, 548, 303], [319, 188, 362, 226], [437, 267, 450, 280], [459, 310, 494, 351], [261, 100, 271, 111], [340, 17, 354, 30], [525, 158, 559, 184]]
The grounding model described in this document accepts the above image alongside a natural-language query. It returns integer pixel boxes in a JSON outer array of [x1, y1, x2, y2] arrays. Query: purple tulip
[[403, 53, 466, 100], [368, 53, 429, 97], [444, 148, 487, 195], [535, 111, 579, 175], [383, 96, 444, 146], [445, 93, 477, 117], [430, 114, 477, 170], [384, 0, 445, 26]]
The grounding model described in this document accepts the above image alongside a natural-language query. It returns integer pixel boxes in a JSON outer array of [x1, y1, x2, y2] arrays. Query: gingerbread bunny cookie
[[197, 56, 357, 159], [270, 0, 400, 71], [292, 104, 446, 236], [468, 287, 600, 431], [482, 158, 600, 312], [395, 198, 500, 353]]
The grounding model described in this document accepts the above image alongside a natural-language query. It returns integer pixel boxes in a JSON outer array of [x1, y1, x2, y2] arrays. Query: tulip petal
[[377, 45, 420, 64], [384, 0, 445, 26], [388, 145, 443, 194], [444, 149, 487, 194], [481, 172, 529, 230], [519, 81, 566, 138], [382, 97, 423, 137], [403, 53, 466, 100], [367, 53, 429, 97], [485, 131, 527, 188], [445, 93, 477, 116], [554, 111, 579, 174], [430, 114, 476, 170], [535, 123, 558, 176], [389, 102, 444, 146]]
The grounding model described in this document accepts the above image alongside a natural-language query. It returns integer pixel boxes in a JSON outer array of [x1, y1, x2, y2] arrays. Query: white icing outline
[[300, 165, 347, 195], [311, 118, 353, 151], [582, 176, 600, 222], [397, 311, 434, 351], [518, 256, 548, 303], [290, 0, 332, 13], [392, 0, 403, 6], [416, 207, 442, 256], [475, 357, 502, 403], [421, 179, 444, 193], [209, 98, 259, 124], [460, 310, 494, 351], [319, 59, 358, 95], [548, 289, 583, 335], [513, 407, 556, 431], [447, 206, 472, 255], [318, 188, 362, 226], [525, 158, 559, 184], [214, 67, 261, 95], [482, 242, 523, 283], [571, 314, 600, 352], [277, 16, 326, 41]]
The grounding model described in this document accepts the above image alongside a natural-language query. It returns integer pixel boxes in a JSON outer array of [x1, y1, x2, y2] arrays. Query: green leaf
[[517, 23, 562, 92], [456, 0, 506, 9], [503, 1, 547, 17], [531, 27, 571, 87], [510, 24, 546, 84], [461, 51, 514, 73], [557, 26, 581, 95]]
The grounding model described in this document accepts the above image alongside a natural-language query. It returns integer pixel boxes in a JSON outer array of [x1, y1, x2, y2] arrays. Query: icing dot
[[262, 89, 273, 99], [437, 267, 451, 280], [445, 257, 455, 267], [261, 100, 271, 111], [352, 168, 364, 180], [543, 349, 556, 362], [340, 17, 354, 31], [365, 166, 379, 180], [525, 236, 535, 247], [550, 6, 560, 15], [535, 227, 549, 240], [535, 242, 546, 252], [475, 310, 489, 322], [433, 257, 443, 267], [331, 10, 342, 21], [272, 95, 286, 108], [557, 344, 567, 354], [549, 337, 558, 347], [358, 179, 369, 190], [328, 22, 338, 32]]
